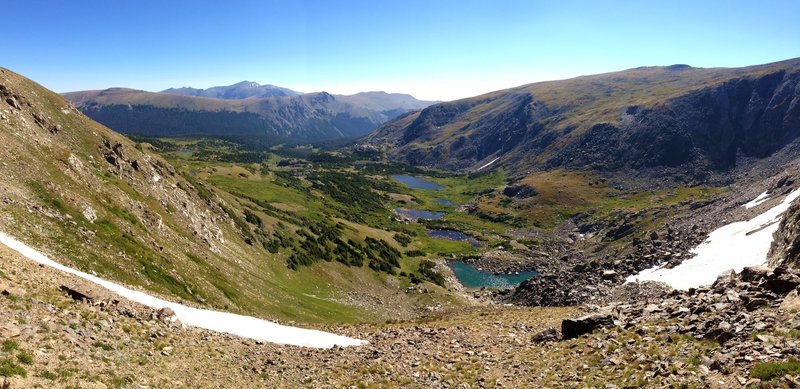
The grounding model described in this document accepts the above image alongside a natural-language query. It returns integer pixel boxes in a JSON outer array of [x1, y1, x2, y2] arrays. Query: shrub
[[243, 209, 263, 227], [16, 351, 32, 365], [751, 360, 800, 381], [1, 340, 18, 352], [394, 233, 413, 247], [418, 260, 445, 286], [0, 358, 26, 378], [93, 341, 113, 351]]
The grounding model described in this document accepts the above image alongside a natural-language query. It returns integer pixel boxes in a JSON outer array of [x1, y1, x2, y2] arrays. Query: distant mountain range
[[62, 83, 436, 142], [161, 81, 300, 99], [366, 58, 800, 183]]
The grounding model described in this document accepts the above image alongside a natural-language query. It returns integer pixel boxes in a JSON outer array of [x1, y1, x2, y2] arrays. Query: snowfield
[[743, 191, 770, 209], [477, 157, 500, 171], [626, 187, 800, 290], [0, 232, 366, 348]]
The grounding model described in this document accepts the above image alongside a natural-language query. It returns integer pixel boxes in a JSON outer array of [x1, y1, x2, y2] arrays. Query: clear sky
[[4, 0, 799, 101]]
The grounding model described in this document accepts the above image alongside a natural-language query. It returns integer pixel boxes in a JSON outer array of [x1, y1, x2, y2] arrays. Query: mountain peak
[[160, 81, 300, 99], [231, 81, 261, 88], [665, 64, 692, 71]]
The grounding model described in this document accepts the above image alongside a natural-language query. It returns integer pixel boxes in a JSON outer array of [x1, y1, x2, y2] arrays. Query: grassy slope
[[0, 68, 463, 325]]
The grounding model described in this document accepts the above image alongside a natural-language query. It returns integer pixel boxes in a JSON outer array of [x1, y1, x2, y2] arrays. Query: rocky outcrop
[[769, 198, 800, 267]]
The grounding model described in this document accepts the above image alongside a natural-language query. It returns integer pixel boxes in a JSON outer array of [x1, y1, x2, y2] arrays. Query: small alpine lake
[[448, 261, 537, 289], [427, 229, 481, 247], [392, 175, 444, 190], [393, 208, 445, 220]]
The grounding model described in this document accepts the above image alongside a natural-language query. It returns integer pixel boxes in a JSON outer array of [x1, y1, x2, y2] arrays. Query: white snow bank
[[625, 187, 800, 290], [743, 191, 770, 209], [477, 157, 500, 171], [0, 232, 366, 348]]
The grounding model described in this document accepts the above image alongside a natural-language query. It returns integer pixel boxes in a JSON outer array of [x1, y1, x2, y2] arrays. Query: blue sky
[[4, 0, 799, 101]]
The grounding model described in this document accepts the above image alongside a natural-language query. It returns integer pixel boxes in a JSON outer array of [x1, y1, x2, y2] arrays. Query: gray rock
[[561, 314, 614, 339], [740, 266, 769, 283], [780, 290, 800, 311], [532, 327, 558, 343], [5, 97, 20, 109], [59, 285, 95, 303], [601, 270, 618, 280], [704, 325, 735, 344], [762, 275, 800, 295], [745, 298, 769, 311], [712, 269, 737, 291]]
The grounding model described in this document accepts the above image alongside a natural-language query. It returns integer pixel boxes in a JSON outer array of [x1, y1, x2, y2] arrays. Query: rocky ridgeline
[[535, 265, 800, 384]]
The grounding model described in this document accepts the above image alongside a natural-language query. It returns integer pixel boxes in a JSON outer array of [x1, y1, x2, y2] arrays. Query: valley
[[3, 55, 800, 388]]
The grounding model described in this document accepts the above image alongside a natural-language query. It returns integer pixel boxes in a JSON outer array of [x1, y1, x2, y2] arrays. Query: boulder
[[704, 324, 735, 344], [59, 285, 94, 303], [601, 270, 618, 280], [532, 327, 559, 343], [155, 307, 179, 324], [740, 266, 769, 283], [761, 273, 800, 295], [5, 96, 20, 110], [0, 282, 26, 298], [745, 297, 769, 311], [1, 323, 20, 338], [781, 290, 800, 312], [712, 269, 737, 291], [561, 314, 614, 339]]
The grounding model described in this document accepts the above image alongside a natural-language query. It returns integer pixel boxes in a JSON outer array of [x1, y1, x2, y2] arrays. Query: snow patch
[[477, 157, 500, 171], [743, 191, 770, 209], [0, 232, 366, 348], [626, 187, 800, 290]]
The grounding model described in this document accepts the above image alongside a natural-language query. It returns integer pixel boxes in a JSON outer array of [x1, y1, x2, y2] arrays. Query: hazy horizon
[[5, 0, 800, 101]]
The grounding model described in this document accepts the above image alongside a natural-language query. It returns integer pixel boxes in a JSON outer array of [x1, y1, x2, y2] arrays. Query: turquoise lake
[[448, 261, 537, 289]]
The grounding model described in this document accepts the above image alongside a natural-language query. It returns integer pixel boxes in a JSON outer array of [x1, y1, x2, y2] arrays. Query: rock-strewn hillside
[[366, 58, 800, 183], [10, 228, 800, 387]]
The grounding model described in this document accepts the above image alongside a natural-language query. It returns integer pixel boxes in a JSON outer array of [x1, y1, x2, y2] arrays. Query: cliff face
[[546, 69, 800, 173], [769, 198, 800, 267], [367, 59, 800, 179]]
